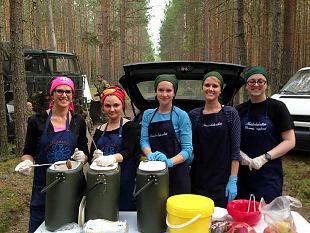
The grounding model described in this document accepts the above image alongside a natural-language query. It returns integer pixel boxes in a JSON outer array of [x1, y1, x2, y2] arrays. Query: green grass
[[0, 157, 32, 232], [282, 153, 310, 221]]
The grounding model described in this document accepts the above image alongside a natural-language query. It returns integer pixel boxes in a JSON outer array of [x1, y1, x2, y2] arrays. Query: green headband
[[203, 71, 224, 90], [243, 66, 268, 81], [154, 74, 178, 93]]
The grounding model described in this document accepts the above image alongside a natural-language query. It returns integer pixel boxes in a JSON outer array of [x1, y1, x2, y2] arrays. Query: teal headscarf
[[154, 74, 178, 94], [203, 71, 224, 90], [243, 66, 268, 81]]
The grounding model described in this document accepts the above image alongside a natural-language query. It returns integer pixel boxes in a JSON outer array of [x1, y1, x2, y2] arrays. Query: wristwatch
[[264, 153, 272, 161]]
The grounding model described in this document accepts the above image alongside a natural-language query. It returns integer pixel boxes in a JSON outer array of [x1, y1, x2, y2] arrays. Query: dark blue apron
[[148, 107, 191, 196], [29, 111, 77, 233], [190, 107, 230, 208], [96, 118, 136, 211], [238, 99, 283, 203]]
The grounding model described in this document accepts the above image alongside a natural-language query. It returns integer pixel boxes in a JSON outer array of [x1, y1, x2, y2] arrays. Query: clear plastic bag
[[259, 196, 302, 233]]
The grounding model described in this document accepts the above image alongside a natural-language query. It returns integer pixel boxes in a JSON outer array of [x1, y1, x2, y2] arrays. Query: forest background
[[1, 0, 308, 154], [0, 0, 309, 231]]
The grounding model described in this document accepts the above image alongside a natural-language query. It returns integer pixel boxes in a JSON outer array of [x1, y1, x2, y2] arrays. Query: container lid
[[49, 160, 80, 171], [167, 194, 214, 218], [90, 162, 118, 171], [138, 160, 166, 171]]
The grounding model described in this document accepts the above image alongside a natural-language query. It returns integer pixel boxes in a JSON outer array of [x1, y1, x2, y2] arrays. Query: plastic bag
[[259, 196, 302, 233]]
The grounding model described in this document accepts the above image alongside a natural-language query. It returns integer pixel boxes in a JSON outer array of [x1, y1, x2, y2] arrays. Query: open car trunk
[[119, 61, 245, 117]]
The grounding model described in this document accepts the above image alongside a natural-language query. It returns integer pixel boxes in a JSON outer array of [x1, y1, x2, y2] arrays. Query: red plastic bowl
[[227, 199, 261, 226]]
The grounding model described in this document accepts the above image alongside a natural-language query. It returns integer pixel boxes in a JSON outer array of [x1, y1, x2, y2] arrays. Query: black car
[[119, 61, 245, 119]]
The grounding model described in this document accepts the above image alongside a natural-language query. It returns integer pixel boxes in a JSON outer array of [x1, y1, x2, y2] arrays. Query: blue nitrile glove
[[147, 152, 159, 161], [225, 175, 237, 202], [154, 151, 174, 168]]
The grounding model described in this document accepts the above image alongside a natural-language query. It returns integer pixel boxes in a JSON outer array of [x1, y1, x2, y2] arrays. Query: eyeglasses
[[55, 89, 73, 96], [247, 79, 267, 86]]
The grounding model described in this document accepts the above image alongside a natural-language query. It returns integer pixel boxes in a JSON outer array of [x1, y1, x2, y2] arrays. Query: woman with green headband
[[236, 66, 295, 203], [189, 71, 241, 208], [140, 74, 192, 196]]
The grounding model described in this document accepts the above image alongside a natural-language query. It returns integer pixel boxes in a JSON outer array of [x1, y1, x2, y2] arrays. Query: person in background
[[94, 74, 110, 98], [26, 101, 35, 117], [140, 74, 192, 196], [189, 71, 240, 208], [89, 85, 138, 211], [14, 76, 89, 233], [236, 66, 295, 203]]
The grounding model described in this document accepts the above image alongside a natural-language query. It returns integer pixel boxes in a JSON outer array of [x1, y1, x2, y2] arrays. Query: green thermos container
[[42, 161, 85, 231], [134, 160, 169, 233], [85, 162, 120, 221]]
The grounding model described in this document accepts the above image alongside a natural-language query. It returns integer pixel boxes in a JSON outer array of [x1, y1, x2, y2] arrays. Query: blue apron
[[148, 107, 191, 196], [190, 107, 230, 208], [237, 99, 283, 203], [29, 111, 77, 233], [96, 118, 136, 211]]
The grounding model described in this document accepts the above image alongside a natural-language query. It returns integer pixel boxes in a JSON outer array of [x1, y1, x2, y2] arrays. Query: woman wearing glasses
[[236, 66, 295, 203], [189, 71, 240, 208], [15, 76, 89, 232]]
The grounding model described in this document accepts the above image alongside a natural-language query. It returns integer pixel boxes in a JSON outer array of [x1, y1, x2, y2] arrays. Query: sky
[[147, 0, 169, 54]]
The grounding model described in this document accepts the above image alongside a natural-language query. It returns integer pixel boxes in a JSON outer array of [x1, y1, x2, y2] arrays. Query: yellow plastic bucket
[[166, 194, 214, 233]]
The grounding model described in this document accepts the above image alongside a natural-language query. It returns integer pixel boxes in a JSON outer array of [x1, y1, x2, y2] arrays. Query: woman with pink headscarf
[[15, 76, 89, 233]]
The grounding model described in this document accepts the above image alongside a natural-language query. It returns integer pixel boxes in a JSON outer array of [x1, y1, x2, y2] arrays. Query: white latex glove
[[93, 149, 103, 160], [71, 148, 86, 163], [15, 160, 33, 175], [249, 155, 268, 170], [93, 155, 116, 167], [240, 151, 253, 169]]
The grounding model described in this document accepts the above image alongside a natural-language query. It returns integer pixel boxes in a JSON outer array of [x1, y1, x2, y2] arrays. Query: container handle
[[41, 172, 65, 193], [83, 174, 107, 196], [133, 175, 158, 197], [166, 214, 202, 229]]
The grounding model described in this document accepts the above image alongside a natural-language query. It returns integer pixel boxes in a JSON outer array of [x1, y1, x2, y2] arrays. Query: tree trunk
[[236, 0, 247, 66], [101, 0, 110, 80], [67, 0, 75, 52], [10, 0, 28, 154], [33, 0, 41, 48], [281, 0, 296, 86], [0, 41, 9, 156], [46, 0, 57, 50], [120, 0, 126, 74], [270, 0, 282, 94]]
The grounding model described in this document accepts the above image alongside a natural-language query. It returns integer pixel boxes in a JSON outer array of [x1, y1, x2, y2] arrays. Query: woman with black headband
[[140, 74, 192, 196], [236, 66, 295, 203], [189, 71, 240, 208]]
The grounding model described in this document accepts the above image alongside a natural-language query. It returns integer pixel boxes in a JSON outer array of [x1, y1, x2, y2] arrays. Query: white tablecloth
[[35, 209, 310, 233]]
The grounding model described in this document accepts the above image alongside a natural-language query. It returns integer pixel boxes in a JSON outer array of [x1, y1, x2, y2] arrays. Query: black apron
[[237, 99, 283, 203], [148, 107, 190, 196], [190, 107, 231, 208], [96, 118, 136, 211], [29, 111, 77, 233]]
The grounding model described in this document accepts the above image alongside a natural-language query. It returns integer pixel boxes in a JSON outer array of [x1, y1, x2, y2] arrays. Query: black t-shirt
[[23, 111, 89, 159], [236, 97, 294, 133], [88, 120, 140, 163]]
